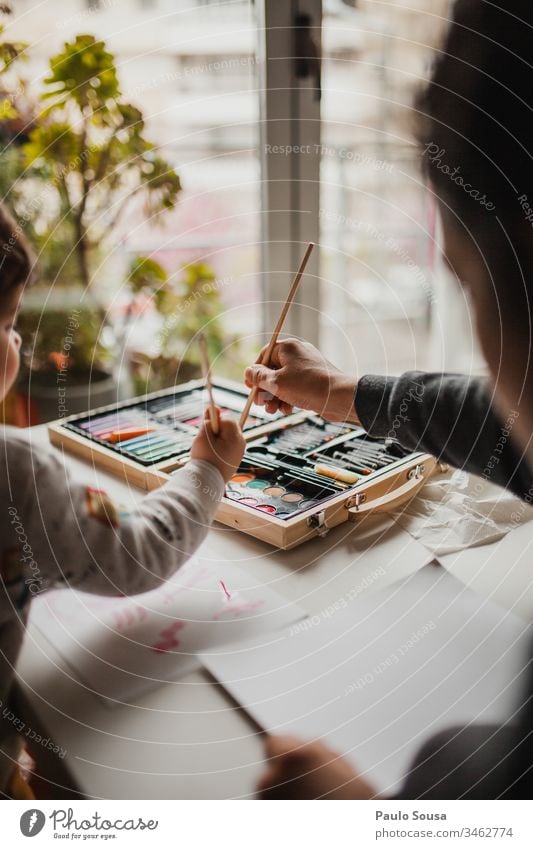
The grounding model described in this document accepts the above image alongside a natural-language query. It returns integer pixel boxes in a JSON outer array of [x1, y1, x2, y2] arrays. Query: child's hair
[[0, 202, 35, 300], [415, 0, 533, 326]]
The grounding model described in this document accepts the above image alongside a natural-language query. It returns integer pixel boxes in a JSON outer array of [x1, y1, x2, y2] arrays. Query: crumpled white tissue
[[392, 468, 533, 556]]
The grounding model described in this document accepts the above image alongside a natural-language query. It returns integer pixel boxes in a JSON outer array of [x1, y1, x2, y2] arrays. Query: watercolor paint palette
[[225, 467, 337, 519], [48, 378, 440, 548], [212, 417, 439, 547]]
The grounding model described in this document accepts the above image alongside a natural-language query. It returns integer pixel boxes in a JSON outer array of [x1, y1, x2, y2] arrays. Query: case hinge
[[307, 510, 330, 537]]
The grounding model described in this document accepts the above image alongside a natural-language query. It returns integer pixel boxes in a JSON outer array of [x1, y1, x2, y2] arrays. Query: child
[[0, 204, 245, 798], [251, 0, 533, 799]]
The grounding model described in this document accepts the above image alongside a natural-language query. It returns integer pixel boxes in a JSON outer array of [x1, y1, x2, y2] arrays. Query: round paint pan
[[238, 497, 259, 507], [299, 499, 319, 510], [281, 492, 304, 504], [256, 504, 277, 514], [231, 473, 255, 485], [247, 479, 270, 490], [263, 485, 286, 497]]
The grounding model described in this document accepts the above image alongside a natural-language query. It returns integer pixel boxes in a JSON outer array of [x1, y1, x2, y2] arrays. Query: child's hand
[[190, 408, 246, 483], [256, 735, 378, 800]]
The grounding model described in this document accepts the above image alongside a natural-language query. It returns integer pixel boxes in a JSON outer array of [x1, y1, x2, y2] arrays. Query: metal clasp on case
[[408, 464, 425, 480], [346, 492, 366, 511], [307, 510, 330, 537]]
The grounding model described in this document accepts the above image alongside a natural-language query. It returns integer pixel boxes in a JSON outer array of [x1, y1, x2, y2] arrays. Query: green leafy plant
[[124, 256, 237, 394], [22, 33, 181, 290], [0, 4, 26, 80], [0, 5, 33, 194], [0, 32, 182, 390], [0, 28, 246, 411]]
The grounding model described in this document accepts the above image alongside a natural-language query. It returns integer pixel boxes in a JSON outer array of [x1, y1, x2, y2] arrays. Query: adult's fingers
[[254, 342, 282, 369], [264, 397, 282, 415], [254, 338, 302, 369], [244, 364, 280, 395], [279, 401, 293, 416]]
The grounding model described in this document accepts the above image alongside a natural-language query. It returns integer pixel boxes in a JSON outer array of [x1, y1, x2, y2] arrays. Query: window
[[319, 1, 451, 375], [8, 0, 261, 381], [6, 0, 458, 388]]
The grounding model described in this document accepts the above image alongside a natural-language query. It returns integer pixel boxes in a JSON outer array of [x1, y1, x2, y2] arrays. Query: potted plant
[[3, 33, 181, 422], [123, 256, 237, 396]]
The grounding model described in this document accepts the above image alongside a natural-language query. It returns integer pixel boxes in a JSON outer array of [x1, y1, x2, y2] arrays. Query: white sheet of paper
[[438, 518, 533, 622], [29, 557, 305, 705], [201, 564, 532, 797]]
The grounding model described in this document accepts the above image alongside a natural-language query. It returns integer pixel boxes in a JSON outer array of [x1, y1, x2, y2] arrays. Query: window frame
[[258, 0, 322, 346]]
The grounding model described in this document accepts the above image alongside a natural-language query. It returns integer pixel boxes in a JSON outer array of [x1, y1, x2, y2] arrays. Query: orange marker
[[107, 426, 155, 444]]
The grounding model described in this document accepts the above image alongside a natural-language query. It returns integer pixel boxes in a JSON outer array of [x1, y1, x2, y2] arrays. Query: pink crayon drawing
[[219, 580, 231, 601], [111, 603, 149, 633], [151, 620, 186, 654], [213, 598, 264, 620]]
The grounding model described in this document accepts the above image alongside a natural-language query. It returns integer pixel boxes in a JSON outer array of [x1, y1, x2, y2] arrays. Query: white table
[[15, 427, 533, 799]]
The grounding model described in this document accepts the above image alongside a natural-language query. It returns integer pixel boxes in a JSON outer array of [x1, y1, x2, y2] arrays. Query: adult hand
[[256, 735, 378, 800], [244, 338, 359, 423]]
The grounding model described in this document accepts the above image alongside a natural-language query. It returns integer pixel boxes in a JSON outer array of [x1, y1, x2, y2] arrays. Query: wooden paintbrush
[[239, 241, 315, 430], [198, 332, 219, 435]]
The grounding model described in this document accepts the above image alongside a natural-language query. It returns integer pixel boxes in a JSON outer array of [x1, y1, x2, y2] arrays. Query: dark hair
[[415, 0, 533, 325], [0, 202, 35, 301]]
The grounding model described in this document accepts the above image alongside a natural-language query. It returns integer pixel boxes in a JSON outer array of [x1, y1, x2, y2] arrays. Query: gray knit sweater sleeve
[[355, 372, 532, 501]]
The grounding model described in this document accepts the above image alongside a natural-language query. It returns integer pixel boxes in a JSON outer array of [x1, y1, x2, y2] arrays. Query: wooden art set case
[[48, 377, 438, 549]]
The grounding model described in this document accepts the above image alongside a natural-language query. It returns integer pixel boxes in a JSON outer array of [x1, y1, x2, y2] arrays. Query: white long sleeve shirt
[[0, 425, 225, 794]]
